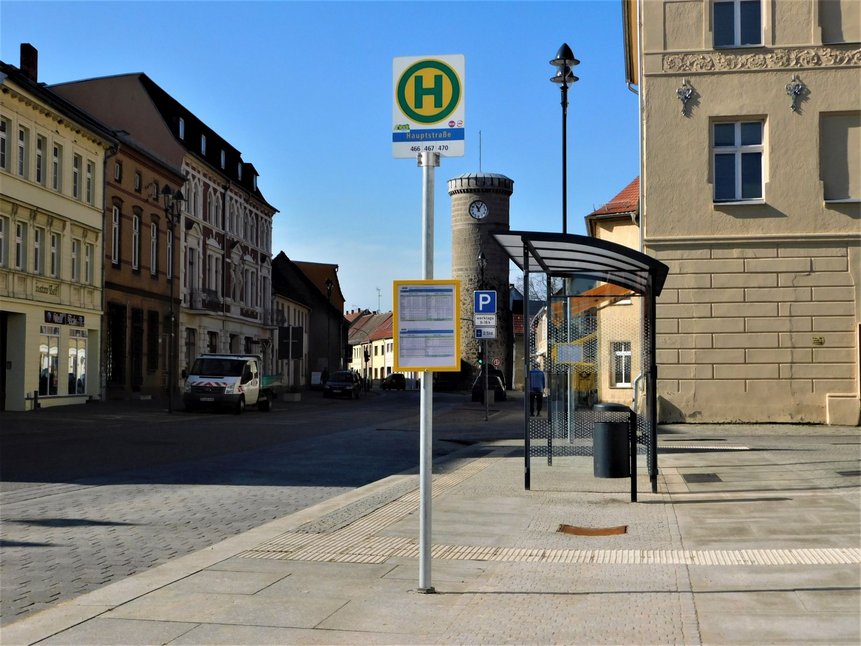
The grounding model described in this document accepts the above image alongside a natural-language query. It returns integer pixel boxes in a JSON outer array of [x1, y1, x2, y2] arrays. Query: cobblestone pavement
[[0, 392, 483, 625]]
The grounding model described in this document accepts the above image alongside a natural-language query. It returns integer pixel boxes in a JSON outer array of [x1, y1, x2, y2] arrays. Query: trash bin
[[592, 402, 631, 478]]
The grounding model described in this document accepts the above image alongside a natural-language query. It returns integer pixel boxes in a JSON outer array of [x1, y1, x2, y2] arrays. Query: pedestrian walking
[[529, 368, 545, 416]]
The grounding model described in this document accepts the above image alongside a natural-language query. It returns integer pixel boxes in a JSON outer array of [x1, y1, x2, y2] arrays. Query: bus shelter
[[493, 231, 669, 500]]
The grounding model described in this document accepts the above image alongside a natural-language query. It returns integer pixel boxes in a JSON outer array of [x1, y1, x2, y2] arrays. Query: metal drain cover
[[683, 473, 722, 483], [557, 524, 627, 536]]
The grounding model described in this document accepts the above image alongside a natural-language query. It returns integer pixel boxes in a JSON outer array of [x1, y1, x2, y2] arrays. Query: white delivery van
[[182, 354, 272, 413]]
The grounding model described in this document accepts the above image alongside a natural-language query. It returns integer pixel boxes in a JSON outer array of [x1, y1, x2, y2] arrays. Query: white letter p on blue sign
[[474, 290, 497, 314]]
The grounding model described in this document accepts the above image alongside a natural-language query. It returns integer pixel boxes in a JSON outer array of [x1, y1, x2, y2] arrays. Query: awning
[[493, 230, 669, 296]]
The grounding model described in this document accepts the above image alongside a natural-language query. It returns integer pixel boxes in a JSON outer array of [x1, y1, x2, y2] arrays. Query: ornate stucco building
[[621, 0, 860, 424], [52, 73, 278, 394]]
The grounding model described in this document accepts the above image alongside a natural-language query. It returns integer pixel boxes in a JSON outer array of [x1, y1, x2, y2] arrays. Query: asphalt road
[[0, 390, 478, 625]]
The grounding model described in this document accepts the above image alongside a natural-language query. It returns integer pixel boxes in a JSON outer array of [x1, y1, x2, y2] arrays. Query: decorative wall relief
[[664, 46, 861, 73]]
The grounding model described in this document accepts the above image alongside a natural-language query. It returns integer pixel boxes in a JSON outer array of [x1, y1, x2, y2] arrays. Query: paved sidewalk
[[2, 405, 859, 645]]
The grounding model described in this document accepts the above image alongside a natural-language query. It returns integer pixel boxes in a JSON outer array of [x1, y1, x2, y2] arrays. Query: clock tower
[[448, 172, 514, 385]]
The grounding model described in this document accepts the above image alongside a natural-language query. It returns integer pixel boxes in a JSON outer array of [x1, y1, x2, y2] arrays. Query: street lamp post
[[478, 251, 488, 421], [325, 278, 334, 374], [550, 43, 580, 235], [161, 184, 185, 414]]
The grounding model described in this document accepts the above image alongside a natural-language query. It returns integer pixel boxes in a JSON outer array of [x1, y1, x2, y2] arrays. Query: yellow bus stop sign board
[[392, 54, 465, 158]]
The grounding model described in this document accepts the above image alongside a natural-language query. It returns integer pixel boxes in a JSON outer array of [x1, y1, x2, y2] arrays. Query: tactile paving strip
[[239, 449, 860, 568]]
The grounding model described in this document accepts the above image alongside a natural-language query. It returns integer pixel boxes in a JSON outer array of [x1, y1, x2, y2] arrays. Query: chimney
[[20, 43, 38, 82]]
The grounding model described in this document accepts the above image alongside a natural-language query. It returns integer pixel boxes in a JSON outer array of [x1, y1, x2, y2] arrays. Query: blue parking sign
[[474, 290, 497, 314]]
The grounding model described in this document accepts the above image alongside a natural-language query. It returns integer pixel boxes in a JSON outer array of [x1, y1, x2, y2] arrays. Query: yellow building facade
[[0, 52, 114, 410], [627, 0, 860, 424]]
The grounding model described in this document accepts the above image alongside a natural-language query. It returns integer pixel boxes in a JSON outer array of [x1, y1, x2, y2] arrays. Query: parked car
[[323, 370, 362, 399], [471, 373, 507, 403], [381, 373, 406, 390]]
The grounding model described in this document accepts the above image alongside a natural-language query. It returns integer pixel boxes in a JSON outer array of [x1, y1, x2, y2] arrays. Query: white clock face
[[469, 200, 488, 220]]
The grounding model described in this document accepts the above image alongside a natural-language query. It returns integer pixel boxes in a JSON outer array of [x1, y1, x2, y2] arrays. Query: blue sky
[[1, 0, 639, 312]]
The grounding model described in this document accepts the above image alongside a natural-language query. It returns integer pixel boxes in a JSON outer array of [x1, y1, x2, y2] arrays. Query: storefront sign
[[44, 310, 85, 327]]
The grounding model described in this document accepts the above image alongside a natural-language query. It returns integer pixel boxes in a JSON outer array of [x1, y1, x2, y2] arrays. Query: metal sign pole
[[418, 150, 439, 593]]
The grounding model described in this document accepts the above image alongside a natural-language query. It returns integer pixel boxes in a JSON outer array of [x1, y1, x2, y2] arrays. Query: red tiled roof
[[588, 177, 639, 216]]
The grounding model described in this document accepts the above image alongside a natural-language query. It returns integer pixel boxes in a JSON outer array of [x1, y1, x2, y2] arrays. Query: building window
[[114, 161, 122, 182], [84, 243, 93, 284], [0, 116, 8, 170], [17, 126, 28, 178], [150, 222, 158, 276], [713, 121, 763, 202], [134, 171, 142, 193], [0, 216, 6, 267], [820, 112, 860, 201], [178, 117, 185, 140], [714, 0, 761, 48], [207, 331, 218, 353], [71, 238, 80, 281], [166, 229, 173, 279], [111, 206, 121, 265], [50, 232, 59, 277], [39, 325, 60, 396], [14, 221, 26, 270], [72, 154, 81, 199], [612, 341, 632, 387], [69, 329, 88, 394], [86, 160, 95, 204], [207, 252, 222, 295], [36, 135, 46, 184], [200, 134, 206, 155], [132, 213, 140, 270], [52, 144, 62, 191], [33, 227, 43, 274], [237, 162, 242, 180], [220, 149, 225, 169]]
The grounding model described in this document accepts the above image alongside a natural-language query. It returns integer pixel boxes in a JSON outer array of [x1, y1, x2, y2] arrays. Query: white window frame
[[71, 238, 80, 281], [72, 154, 81, 199], [611, 341, 632, 388], [49, 231, 59, 277], [84, 243, 93, 284], [52, 144, 62, 191], [132, 213, 140, 270], [33, 226, 43, 274], [0, 116, 8, 170], [0, 216, 6, 267], [111, 206, 120, 265], [36, 135, 46, 184], [713, 120, 764, 202], [713, 0, 762, 48], [86, 160, 95, 204], [114, 161, 122, 182], [17, 126, 28, 178], [150, 222, 158, 276], [14, 221, 26, 270]]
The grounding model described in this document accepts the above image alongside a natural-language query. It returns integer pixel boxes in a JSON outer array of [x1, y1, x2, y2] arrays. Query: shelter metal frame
[[493, 231, 669, 500]]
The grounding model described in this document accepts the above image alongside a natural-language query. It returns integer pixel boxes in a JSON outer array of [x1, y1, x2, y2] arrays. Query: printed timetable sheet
[[393, 280, 461, 372]]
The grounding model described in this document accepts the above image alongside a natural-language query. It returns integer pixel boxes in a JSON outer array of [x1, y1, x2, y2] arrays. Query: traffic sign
[[474, 290, 497, 314], [475, 327, 496, 339], [474, 314, 496, 327], [393, 54, 465, 159]]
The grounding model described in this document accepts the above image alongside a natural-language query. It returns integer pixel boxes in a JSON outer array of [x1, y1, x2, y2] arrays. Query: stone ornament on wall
[[664, 45, 861, 73]]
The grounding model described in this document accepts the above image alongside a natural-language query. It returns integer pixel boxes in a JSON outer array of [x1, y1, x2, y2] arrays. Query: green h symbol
[[414, 73, 443, 109]]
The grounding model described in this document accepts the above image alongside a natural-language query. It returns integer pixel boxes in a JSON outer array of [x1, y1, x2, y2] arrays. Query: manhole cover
[[683, 473, 722, 483], [557, 524, 627, 536]]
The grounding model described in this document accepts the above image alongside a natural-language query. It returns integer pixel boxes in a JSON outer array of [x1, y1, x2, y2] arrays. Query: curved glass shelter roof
[[492, 230, 669, 296]]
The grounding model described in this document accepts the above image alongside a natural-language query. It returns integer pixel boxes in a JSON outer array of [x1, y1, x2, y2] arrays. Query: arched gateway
[[493, 231, 669, 500]]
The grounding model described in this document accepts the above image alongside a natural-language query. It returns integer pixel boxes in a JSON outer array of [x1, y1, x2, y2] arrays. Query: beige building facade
[[627, 0, 860, 424], [0, 50, 115, 411]]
